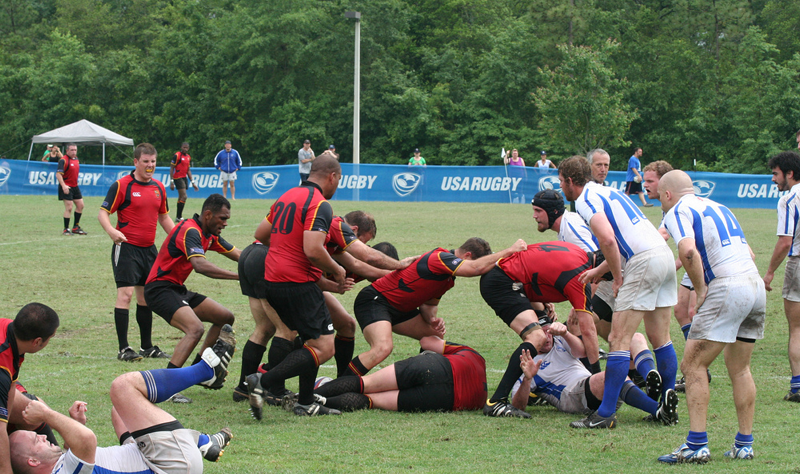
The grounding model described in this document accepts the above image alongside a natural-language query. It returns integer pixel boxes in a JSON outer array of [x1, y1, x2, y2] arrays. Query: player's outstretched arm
[[223, 247, 242, 262], [22, 400, 96, 464], [454, 239, 527, 277], [333, 252, 390, 282], [190, 256, 238, 280], [346, 240, 405, 270]]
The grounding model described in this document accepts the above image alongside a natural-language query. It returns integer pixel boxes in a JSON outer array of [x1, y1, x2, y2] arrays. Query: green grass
[[0, 194, 796, 473]]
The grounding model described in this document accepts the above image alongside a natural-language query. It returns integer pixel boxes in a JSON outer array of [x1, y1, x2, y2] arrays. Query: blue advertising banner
[[0, 159, 784, 209]]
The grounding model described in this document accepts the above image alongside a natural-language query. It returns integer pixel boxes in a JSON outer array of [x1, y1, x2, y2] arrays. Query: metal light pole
[[345, 11, 361, 201]]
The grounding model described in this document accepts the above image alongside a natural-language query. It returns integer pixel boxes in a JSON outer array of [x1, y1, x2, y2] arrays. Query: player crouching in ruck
[[312, 336, 486, 413], [509, 316, 678, 425], [8, 339, 236, 474]]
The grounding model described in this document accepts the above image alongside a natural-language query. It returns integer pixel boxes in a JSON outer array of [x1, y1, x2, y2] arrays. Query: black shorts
[[584, 376, 601, 410], [479, 267, 535, 326], [353, 285, 421, 330], [173, 177, 189, 190], [238, 243, 267, 298], [592, 293, 613, 323], [58, 185, 82, 201], [112, 243, 157, 288], [395, 352, 454, 412], [258, 281, 332, 341], [144, 281, 207, 323], [625, 181, 643, 195]]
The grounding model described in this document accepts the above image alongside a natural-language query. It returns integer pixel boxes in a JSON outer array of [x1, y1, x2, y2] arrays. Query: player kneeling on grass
[[312, 336, 486, 412], [657, 170, 765, 464], [509, 316, 678, 425], [8, 343, 234, 474]]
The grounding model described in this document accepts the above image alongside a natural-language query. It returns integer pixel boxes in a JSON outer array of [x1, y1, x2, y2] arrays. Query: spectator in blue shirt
[[214, 140, 242, 200], [625, 146, 651, 207]]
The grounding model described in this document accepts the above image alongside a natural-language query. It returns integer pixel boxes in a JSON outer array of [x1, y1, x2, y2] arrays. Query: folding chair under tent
[[27, 119, 135, 165]]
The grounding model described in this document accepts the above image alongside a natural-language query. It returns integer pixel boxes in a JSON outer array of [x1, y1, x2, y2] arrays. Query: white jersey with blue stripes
[[558, 212, 599, 252], [576, 181, 666, 260], [52, 443, 155, 474], [510, 336, 589, 404], [776, 182, 800, 257], [662, 194, 757, 284]]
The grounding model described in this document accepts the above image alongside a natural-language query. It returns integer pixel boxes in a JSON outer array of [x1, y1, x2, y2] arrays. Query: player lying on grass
[[9, 342, 235, 474], [312, 336, 486, 412], [508, 316, 678, 426]]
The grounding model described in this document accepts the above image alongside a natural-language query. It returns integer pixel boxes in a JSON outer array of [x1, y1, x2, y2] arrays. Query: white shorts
[[689, 274, 766, 343], [135, 428, 204, 474], [548, 377, 592, 414], [680, 272, 694, 290], [220, 170, 237, 182], [594, 280, 616, 309], [615, 245, 677, 312], [782, 257, 800, 302]]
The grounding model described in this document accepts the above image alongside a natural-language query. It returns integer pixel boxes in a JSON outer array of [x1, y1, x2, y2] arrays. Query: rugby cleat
[[199, 347, 227, 389], [293, 402, 341, 416], [724, 444, 754, 460], [62, 229, 72, 236], [200, 325, 236, 390], [281, 392, 299, 412], [570, 411, 617, 429], [483, 399, 531, 419], [166, 392, 192, 404], [139, 345, 170, 359], [654, 389, 679, 426], [783, 390, 800, 403], [232, 386, 249, 403], [246, 373, 264, 420], [199, 428, 232, 462], [265, 388, 296, 407], [658, 443, 710, 464], [71, 226, 87, 235], [117, 347, 143, 362], [645, 369, 662, 401]]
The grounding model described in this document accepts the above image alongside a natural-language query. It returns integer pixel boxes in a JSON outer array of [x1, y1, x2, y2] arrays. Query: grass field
[[0, 194, 796, 473]]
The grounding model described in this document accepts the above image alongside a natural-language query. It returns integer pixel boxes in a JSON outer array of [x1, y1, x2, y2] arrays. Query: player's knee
[[184, 321, 205, 342], [372, 340, 394, 362], [334, 317, 357, 338], [219, 310, 235, 326], [110, 372, 140, 402]]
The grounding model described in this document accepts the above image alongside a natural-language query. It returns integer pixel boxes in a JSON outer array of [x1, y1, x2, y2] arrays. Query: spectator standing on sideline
[[214, 140, 242, 201], [504, 148, 527, 203], [626, 147, 651, 207], [764, 150, 800, 403], [170, 142, 198, 220], [408, 148, 426, 167], [298, 139, 315, 182], [98, 143, 175, 363], [56, 143, 87, 236], [41, 145, 53, 162], [535, 151, 556, 169], [322, 145, 340, 160]]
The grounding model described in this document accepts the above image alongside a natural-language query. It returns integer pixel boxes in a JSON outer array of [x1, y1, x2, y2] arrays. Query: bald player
[[657, 170, 764, 464]]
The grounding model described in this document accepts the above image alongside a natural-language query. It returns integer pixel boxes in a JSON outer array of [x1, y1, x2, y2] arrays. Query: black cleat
[[246, 373, 264, 420], [293, 402, 341, 416], [199, 428, 232, 462], [139, 345, 170, 359], [655, 389, 679, 425], [201, 325, 236, 390], [71, 226, 87, 235], [232, 386, 249, 402], [570, 411, 617, 429], [483, 399, 531, 419], [645, 370, 662, 401]]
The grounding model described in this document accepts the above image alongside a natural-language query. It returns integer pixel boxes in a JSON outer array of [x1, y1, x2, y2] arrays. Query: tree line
[[1, 0, 798, 172]]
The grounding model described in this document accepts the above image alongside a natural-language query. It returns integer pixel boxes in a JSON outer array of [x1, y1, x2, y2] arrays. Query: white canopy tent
[[27, 119, 134, 165]]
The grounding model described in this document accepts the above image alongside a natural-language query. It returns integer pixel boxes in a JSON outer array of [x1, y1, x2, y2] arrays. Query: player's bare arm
[[549, 322, 586, 358], [677, 238, 706, 311], [223, 247, 242, 262], [333, 251, 390, 281], [346, 240, 405, 270], [189, 255, 238, 280], [764, 235, 792, 291], [304, 230, 346, 286], [455, 239, 527, 277], [584, 214, 623, 294], [158, 213, 175, 235], [254, 218, 272, 245], [22, 400, 97, 464], [511, 349, 542, 410], [98, 210, 127, 244]]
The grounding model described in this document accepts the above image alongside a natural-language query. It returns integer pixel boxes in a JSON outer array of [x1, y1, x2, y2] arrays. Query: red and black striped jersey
[[0, 319, 23, 423], [325, 216, 357, 256], [371, 247, 464, 312], [100, 172, 169, 247], [264, 183, 334, 283], [57, 156, 79, 187], [497, 242, 592, 313], [444, 343, 487, 411], [171, 152, 191, 179], [146, 215, 234, 286]]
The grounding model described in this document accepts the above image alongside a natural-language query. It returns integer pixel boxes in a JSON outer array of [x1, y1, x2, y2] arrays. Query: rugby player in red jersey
[[99, 143, 175, 363], [144, 194, 240, 400], [56, 143, 86, 235], [341, 237, 526, 378]]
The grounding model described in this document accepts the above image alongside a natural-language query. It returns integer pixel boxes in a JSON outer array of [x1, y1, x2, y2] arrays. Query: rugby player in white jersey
[[509, 316, 677, 424], [558, 156, 678, 429], [764, 150, 800, 403], [657, 170, 765, 464]]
